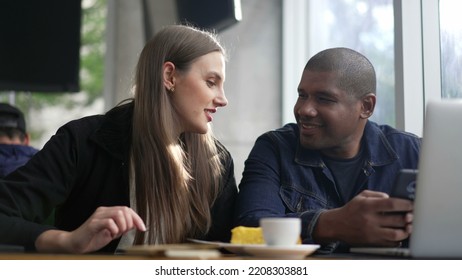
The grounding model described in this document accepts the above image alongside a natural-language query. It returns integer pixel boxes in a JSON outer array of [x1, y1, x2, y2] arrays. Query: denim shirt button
[[363, 169, 371, 176]]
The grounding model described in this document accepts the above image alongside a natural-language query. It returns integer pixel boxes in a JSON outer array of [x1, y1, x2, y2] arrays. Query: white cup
[[259, 217, 301, 246]]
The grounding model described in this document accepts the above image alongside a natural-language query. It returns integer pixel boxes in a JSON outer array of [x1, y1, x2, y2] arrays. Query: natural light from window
[[306, 0, 395, 126], [439, 0, 462, 99]]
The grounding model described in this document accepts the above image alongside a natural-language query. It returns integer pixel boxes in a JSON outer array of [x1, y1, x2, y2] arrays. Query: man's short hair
[[304, 47, 376, 98], [0, 103, 26, 135]]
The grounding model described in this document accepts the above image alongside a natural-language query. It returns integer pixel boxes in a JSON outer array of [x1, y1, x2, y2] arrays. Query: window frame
[[282, 0, 443, 137]]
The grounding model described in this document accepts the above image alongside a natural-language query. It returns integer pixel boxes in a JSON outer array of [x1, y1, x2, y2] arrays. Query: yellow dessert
[[230, 226, 265, 244], [231, 226, 303, 245]]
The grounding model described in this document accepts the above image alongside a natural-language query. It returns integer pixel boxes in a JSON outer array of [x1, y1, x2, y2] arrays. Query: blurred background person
[[0, 103, 39, 177]]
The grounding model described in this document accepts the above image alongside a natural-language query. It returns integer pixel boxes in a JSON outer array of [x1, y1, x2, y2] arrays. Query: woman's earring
[[169, 86, 175, 93]]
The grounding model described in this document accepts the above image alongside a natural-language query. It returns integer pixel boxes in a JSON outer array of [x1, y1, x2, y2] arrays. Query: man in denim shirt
[[235, 48, 420, 253]]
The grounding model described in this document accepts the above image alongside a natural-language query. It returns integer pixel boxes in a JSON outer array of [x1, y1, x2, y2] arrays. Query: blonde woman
[[0, 25, 237, 253]]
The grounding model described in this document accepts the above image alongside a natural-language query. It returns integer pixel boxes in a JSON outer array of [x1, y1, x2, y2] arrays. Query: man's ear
[[162, 61, 176, 90], [360, 93, 376, 119], [22, 133, 30, 146]]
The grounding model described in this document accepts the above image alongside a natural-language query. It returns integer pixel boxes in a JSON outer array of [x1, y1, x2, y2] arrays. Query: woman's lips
[[205, 108, 216, 122]]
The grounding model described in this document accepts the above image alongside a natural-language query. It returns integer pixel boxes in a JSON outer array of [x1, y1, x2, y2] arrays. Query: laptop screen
[[410, 99, 462, 258]]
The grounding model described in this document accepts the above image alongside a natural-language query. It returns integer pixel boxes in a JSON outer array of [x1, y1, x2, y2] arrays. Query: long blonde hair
[[131, 25, 226, 244]]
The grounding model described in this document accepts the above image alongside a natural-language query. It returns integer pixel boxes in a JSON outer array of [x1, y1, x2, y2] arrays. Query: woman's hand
[[35, 206, 146, 253]]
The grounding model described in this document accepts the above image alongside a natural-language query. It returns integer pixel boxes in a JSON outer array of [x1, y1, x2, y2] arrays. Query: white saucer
[[189, 239, 320, 259]]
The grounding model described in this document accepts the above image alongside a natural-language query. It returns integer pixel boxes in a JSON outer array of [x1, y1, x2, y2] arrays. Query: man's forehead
[[299, 71, 340, 87]]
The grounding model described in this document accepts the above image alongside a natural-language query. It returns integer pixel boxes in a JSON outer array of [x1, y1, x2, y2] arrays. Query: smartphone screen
[[390, 169, 418, 200]]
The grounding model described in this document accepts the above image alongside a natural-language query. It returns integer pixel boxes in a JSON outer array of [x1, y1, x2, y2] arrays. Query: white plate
[[243, 244, 320, 259], [189, 239, 320, 258]]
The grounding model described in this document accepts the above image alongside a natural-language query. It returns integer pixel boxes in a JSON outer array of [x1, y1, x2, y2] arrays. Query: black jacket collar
[[89, 102, 133, 162]]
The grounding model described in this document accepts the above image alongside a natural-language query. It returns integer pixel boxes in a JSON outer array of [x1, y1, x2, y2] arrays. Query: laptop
[[351, 99, 462, 258]]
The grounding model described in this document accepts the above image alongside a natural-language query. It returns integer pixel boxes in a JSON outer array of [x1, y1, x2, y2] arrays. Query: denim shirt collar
[[293, 120, 399, 168]]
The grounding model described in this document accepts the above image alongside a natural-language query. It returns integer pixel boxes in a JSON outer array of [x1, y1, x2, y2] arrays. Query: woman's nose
[[215, 90, 228, 107]]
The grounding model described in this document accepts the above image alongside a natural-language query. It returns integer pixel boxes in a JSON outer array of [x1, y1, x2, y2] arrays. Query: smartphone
[[390, 169, 418, 200]]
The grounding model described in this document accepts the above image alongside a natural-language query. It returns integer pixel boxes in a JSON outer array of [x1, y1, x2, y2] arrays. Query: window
[[284, 0, 461, 137], [440, 0, 462, 99], [283, 0, 394, 126]]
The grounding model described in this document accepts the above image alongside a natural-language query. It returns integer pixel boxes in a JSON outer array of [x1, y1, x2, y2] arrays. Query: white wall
[[214, 0, 282, 183]]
